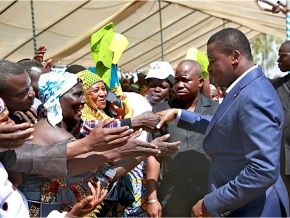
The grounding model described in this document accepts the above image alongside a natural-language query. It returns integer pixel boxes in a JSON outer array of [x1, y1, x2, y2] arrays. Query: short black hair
[[18, 60, 44, 76], [66, 64, 86, 74], [207, 28, 253, 61], [17, 58, 32, 63], [280, 40, 290, 50], [0, 59, 26, 94]]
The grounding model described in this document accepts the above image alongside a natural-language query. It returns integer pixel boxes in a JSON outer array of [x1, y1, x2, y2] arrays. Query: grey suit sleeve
[[1, 142, 67, 179]]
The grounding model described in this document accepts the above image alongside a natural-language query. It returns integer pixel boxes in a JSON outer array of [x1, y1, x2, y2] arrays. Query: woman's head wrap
[[38, 70, 79, 127], [77, 70, 102, 92], [76, 70, 110, 120]]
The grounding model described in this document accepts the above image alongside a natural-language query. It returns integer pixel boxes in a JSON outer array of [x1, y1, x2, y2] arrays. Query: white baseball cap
[[145, 61, 175, 86]]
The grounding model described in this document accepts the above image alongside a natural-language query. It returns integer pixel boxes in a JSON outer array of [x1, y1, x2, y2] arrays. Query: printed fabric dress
[[18, 139, 115, 218], [123, 160, 147, 217]]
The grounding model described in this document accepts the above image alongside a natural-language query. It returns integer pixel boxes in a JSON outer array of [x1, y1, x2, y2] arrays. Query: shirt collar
[[226, 65, 258, 94]]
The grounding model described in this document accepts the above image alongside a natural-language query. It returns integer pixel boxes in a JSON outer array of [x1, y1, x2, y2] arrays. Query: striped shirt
[[69, 118, 131, 138]]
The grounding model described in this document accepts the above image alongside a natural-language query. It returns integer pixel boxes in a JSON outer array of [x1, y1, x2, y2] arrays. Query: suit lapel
[[283, 74, 290, 92], [204, 66, 264, 137], [204, 87, 237, 136]]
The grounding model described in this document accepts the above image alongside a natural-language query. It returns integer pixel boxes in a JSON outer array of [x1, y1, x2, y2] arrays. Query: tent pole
[[158, 0, 164, 61], [30, 0, 37, 53], [286, 0, 290, 40]]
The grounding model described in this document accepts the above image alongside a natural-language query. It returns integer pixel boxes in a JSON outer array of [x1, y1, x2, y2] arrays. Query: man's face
[[146, 78, 171, 106], [29, 67, 47, 98], [1, 73, 35, 112], [207, 43, 234, 88], [174, 64, 203, 103], [278, 44, 290, 72]]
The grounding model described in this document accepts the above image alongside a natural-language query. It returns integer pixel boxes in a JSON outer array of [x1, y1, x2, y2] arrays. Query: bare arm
[[67, 130, 161, 176], [67, 148, 145, 177], [67, 152, 109, 176], [113, 156, 146, 180], [146, 156, 162, 217]]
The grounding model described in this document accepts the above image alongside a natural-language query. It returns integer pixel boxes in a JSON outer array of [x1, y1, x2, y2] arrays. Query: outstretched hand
[[117, 135, 161, 157], [86, 118, 133, 152], [155, 109, 179, 129], [66, 181, 108, 217], [131, 111, 161, 132], [0, 122, 34, 150], [112, 129, 160, 157], [150, 134, 180, 156]]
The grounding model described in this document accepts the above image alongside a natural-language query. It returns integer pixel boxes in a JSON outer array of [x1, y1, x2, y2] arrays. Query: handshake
[[86, 111, 180, 157]]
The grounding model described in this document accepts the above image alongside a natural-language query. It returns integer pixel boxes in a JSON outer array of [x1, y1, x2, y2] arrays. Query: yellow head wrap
[[76, 70, 110, 120], [77, 70, 102, 92]]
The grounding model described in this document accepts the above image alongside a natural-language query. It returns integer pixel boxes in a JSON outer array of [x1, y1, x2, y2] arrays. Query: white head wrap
[[38, 69, 78, 127]]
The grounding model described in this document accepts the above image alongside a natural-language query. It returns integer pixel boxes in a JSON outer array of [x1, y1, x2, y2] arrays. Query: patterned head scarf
[[76, 70, 110, 120], [0, 98, 5, 114], [76, 70, 102, 92], [38, 69, 79, 127]]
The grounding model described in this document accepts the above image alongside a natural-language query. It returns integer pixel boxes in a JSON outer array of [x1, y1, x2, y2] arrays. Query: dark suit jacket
[[178, 66, 289, 217], [150, 95, 219, 217], [271, 74, 290, 176]]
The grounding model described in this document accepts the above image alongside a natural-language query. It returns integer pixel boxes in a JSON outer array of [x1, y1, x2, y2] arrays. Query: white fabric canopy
[[0, 0, 286, 71]]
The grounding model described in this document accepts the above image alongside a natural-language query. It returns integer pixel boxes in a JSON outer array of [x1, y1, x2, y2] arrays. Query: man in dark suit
[[271, 40, 290, 205], [146, 60, 219, 217], [156, 28, 289, 217]]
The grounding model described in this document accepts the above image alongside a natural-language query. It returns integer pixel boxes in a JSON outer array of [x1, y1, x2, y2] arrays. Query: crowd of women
[[0, 51, 181, 217]]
